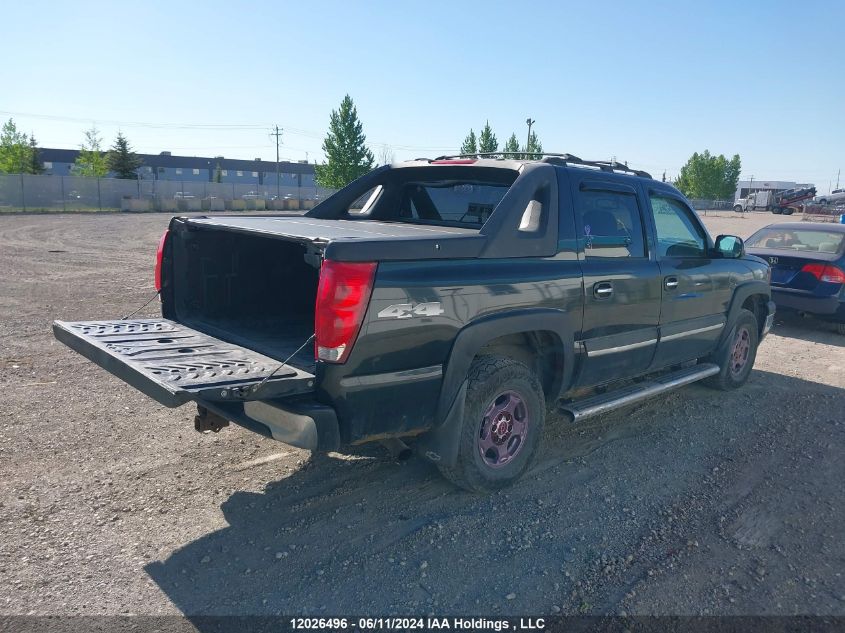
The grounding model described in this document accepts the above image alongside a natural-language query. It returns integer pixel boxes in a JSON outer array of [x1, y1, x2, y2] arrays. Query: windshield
[[747, 228, 845, 254]]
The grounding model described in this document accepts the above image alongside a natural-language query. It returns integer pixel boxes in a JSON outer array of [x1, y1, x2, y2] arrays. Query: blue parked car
[[746, 222, 845, 334]]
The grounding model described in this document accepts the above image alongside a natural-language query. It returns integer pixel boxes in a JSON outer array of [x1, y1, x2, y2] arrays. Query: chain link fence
[[0, 174, 338, 213], [687, 199, 737, 211], [0, 175, 756, 216]]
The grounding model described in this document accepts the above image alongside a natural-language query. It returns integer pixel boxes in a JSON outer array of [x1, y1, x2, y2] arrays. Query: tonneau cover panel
[[183, 217, 486, 261]]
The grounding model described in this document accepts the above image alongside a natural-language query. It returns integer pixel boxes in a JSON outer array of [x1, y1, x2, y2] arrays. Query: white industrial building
[[735, 179, 813, 201]]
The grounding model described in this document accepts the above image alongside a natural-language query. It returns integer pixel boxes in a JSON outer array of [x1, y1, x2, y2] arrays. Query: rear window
[[330, 166, 518, 229], [398, 182, 510, 227], [747, 228, 845, 254]]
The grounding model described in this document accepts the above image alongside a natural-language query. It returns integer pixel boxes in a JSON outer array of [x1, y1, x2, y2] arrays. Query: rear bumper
[[199, 398, 340, 452], [771, 288, 845, 320]]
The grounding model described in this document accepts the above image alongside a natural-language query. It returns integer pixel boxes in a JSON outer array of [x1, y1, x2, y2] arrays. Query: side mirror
[[715, 234, 744, 258]]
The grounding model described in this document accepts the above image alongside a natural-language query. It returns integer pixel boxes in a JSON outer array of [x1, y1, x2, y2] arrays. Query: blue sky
[[1, 0, 842, 191]]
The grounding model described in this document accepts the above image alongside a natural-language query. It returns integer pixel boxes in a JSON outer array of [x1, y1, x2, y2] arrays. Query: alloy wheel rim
[[730, 326, 751, 376], [478, 390, 529, 468]]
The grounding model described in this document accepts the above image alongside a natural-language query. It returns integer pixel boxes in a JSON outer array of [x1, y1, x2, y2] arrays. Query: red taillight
[[314, 260, 377, 363], [154, 230, 169, 292], [801, 263, 845, 284]]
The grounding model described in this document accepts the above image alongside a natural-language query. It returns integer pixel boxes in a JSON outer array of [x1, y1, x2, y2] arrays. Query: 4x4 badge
[[377, 302, 444, 319], [769, 257, 778, 265]]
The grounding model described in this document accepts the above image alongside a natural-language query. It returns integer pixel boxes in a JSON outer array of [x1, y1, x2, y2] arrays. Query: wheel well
[[741, 294, 767, 336], [475, 331, 564, 400]]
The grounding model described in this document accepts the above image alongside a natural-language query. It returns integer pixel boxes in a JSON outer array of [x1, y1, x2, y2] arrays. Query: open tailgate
[[53, 319, 314, 407]]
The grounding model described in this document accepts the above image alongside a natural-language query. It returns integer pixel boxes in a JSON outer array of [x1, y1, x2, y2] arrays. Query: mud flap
[[416, 380, 468, 467]]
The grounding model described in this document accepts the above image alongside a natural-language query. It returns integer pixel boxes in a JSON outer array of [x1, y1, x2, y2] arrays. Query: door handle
[[593, 282, 613, 299], [664, 276, 679, 290]]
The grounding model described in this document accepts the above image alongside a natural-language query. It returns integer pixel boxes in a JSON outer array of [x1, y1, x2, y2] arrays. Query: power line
[[1, 108, 471, 153], [0, 110, 269, 130], [139, 144, 275, 150]]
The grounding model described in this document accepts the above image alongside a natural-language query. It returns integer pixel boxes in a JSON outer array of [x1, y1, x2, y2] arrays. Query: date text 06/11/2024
[[288, 617, 547, 631]]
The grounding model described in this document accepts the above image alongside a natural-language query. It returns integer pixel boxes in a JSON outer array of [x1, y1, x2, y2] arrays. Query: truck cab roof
[[391, 153, 680, 197], [396, 152, 654, 179]]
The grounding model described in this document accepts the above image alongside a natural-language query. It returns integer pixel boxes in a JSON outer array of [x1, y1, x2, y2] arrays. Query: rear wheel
[[704, 309, 759, 390], [437, 356, 545, 493], [772, 208, 783, 214], [733, 205, 743, 213], [782, 208, 794, 215]]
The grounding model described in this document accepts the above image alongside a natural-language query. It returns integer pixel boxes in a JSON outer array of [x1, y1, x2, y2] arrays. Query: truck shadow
[[144, 370, 845, 621], [769, 311, 845, 348]]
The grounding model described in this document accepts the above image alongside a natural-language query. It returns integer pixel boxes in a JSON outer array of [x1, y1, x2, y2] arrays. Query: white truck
[[733, 186, 816, 215]]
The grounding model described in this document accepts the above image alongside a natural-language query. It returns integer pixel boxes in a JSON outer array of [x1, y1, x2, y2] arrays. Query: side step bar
[[558, 363, 720, 423]]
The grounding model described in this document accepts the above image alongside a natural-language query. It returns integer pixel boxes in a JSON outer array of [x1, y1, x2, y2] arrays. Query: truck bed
[[180, 316, 316, 373]]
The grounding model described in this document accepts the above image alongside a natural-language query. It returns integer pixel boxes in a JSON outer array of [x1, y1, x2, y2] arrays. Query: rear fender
[[417, 309, 576, 465], [437, 309, 576, 421]]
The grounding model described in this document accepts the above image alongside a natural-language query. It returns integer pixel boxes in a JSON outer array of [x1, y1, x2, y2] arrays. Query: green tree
[[674, 150, 742, 199], [721, 154, 742, 199], [502, 133, 520, 157], [460, 129, 477, 155], [107, 132, 142, 179], [524, 131, 543, 157], [27, 135, 43, 174], [478, 121, 498, 154], [314, 94, 375, 189], [0, 118, 35, 174], [73, 126, 109, 177]]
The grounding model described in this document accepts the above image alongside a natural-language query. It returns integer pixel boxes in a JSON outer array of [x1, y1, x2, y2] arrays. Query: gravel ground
[[0, 210, 843, 617]]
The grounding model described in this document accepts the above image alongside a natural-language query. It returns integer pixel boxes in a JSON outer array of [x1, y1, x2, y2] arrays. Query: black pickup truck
[[54, 155, 775, 491]]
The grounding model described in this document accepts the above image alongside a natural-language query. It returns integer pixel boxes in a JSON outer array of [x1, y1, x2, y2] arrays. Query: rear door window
[[574, 189, 646, 258]]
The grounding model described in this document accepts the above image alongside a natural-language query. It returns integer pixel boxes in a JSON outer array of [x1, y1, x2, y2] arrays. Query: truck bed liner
[[180, 316, 316, 373]]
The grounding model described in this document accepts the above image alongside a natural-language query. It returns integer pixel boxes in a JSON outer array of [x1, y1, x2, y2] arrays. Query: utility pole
[[836, 169, 840, 191], [271, 125, 283, 200], [525, 118, 535, 156]]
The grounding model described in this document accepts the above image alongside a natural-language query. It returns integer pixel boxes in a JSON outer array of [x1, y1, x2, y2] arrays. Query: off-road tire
[[704, 309, 759, 390], [437, 356, 545, 493]]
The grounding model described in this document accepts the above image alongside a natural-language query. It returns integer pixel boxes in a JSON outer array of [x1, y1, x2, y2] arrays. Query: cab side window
[[649, 195, 707, 258], [576, 190, 646, 258]]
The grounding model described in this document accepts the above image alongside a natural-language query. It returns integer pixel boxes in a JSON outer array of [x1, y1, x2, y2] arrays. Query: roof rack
[[428, 152, 652, 179]]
